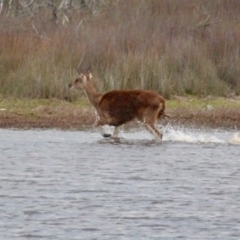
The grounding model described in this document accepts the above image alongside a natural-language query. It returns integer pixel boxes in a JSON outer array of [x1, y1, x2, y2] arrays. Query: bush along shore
[[0, 1, 240, 129]]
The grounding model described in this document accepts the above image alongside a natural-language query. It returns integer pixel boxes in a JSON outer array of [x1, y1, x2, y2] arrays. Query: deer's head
[[68, 70, 92, 90]]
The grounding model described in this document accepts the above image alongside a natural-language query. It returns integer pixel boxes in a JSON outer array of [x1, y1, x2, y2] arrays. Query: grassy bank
[[1, 97, 240, 130], [1, 0, 240, 99]]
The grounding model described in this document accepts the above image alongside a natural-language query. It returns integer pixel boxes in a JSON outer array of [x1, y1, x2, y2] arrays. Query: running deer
[[68, 70, 168, 139]]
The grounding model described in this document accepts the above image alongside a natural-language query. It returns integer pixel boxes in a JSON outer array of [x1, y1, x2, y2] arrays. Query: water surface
[[0, 127, 240, 239]]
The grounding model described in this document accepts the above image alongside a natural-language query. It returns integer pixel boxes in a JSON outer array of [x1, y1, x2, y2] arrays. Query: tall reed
[[0, 0, 240, 99]]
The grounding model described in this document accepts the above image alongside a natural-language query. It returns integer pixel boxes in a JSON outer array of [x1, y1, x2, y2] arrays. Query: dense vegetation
[[1, 0, 240, 99]]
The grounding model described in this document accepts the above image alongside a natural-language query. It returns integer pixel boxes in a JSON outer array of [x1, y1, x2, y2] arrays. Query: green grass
[[1, 96, 239, 130], [1, 97, 240, 118], [0, 97, 91, 116], [167, 96, 240, 110]]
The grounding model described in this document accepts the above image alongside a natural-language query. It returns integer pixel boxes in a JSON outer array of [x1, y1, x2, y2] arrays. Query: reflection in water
[[0, 127, 240, 239]]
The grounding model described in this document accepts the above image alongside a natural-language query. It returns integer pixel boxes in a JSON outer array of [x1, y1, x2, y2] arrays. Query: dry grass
[[1, 0, 240, 99]]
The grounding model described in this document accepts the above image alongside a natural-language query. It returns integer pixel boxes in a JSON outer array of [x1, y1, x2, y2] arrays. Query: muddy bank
[[167, 108, 240, 130], [0, 106, 239, 130]]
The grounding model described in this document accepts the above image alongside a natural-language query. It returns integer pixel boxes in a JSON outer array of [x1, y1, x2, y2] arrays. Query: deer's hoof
[[103, 133, 112, 138]]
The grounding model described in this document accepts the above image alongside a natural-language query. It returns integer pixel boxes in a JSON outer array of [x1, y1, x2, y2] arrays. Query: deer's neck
[[83, 82, 102, 109]]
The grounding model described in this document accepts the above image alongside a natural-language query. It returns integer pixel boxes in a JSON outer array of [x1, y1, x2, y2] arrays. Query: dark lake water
[[1, 127, 240, 239]]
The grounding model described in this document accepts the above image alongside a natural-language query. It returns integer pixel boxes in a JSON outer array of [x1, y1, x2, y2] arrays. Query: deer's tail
[[158, 101, 171, 119]]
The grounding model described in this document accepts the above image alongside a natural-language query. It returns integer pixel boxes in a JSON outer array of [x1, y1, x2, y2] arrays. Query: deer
[[68, 70, 169, 140]]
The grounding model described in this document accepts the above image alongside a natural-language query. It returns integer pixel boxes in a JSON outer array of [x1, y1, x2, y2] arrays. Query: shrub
[[0, 0, 239, 99]]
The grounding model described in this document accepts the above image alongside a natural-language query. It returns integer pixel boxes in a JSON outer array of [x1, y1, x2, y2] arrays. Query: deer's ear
[[86, 69, 93, 79]]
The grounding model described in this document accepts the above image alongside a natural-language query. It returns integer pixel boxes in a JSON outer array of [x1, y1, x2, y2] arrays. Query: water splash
[[100, 125, 240, 145], [163, 127, 224, 144], [162, 126, 240, 145], [229, 132, 240, 145]]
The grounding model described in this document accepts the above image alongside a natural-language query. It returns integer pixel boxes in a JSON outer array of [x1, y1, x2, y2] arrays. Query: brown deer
[[68, 70, 168, 139]]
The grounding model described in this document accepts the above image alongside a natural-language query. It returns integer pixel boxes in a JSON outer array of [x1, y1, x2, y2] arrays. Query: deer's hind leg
[[139, 108, 163, 140], [143, 123, 163, 139]]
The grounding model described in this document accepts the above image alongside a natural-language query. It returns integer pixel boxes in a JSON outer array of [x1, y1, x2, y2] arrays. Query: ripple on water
[[0, 128, 240, 239]]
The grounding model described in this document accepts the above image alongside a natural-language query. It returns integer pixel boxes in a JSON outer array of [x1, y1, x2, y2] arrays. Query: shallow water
[[0, 126, 240, 239]]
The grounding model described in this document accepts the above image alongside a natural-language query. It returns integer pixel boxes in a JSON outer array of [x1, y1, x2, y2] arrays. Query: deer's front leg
[[112, 126, 122, 138], [93, 118, 112, 138]]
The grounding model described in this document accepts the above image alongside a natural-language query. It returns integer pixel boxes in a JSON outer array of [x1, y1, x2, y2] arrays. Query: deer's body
[[69, 71, 167, 139], [97, 90, 165, 126]]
